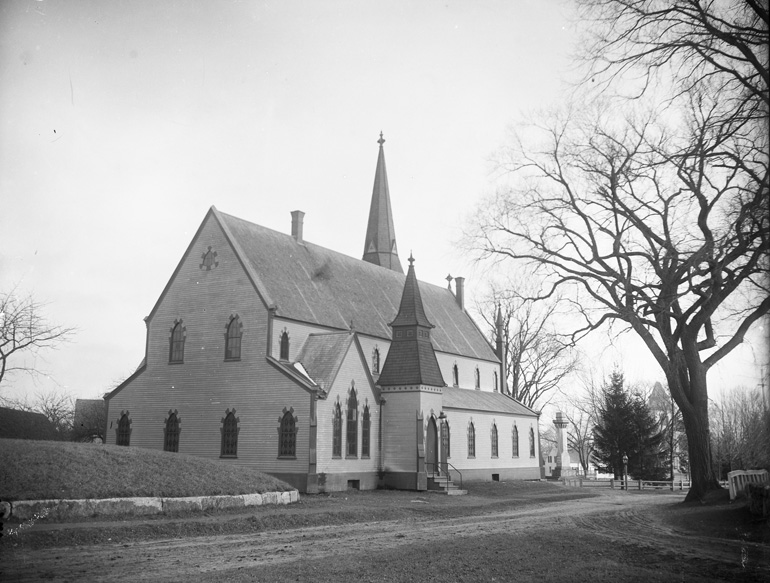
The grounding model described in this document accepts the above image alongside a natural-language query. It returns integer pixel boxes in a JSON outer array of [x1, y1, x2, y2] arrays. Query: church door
[[426, 417, 438, 473]]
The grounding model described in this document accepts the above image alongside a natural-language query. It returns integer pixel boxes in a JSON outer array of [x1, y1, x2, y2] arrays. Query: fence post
[[611, 479, 614, 489], [638, 479, 642, 491]]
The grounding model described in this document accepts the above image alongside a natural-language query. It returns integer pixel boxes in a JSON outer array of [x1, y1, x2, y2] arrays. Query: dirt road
[[3, 488, 768, 582]]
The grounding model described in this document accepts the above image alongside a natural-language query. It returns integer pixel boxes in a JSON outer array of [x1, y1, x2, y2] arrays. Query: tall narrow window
[[512, 425, 519, 457], [362, 406, 371, 458], [164, 411, 180, 452], [225, 316, 242, 360], [491, 423, 499, 458], [279, 331, 290, 360], [221, 410, 239, 458], [279, 410, 296, 457], [347, 390, 358, 457], [529, 427, 536, 458], [442, 420, 451, 458], [494, 371, 499, 392], [474, 367, 480, 389], [116, 412, 131, 446], [372, 348, 380, 374], [467, 422, 475, 458], [332, 403, 342, 458], [452, 364, 459, 387], [169, 321, 185, 363]]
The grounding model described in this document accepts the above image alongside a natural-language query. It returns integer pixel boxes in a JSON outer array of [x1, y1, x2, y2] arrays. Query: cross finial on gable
[[446, 274, 453, 289], [378, 132, 385, 146]]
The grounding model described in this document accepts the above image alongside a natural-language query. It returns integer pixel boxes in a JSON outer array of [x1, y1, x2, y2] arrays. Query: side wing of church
[[105, 135, 541, 492]]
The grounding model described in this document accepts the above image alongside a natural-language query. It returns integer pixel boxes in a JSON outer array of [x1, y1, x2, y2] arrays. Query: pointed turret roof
[[378, 255, 445, 387], [362, 133, 403, 273]]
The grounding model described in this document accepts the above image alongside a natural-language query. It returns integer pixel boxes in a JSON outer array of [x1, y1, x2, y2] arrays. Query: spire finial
[[378, 132, 385, 146], [446, 274, 453, 289], [408, 251, 414, 266]]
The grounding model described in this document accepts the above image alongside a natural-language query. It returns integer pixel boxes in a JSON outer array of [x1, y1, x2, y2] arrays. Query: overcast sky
[[1, 0, 766, 404]]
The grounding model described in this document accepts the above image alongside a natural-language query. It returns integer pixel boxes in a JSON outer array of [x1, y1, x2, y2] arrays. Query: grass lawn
[[0, 438, 293, 500]]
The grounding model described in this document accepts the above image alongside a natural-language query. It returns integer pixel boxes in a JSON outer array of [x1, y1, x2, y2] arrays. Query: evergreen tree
[[593, 371, 667, 480]]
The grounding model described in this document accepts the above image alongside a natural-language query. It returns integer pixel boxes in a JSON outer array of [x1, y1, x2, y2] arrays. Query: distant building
[[73, 399, 106, 443], [0, 407, 58, 441], [105, 135, 541, 492]]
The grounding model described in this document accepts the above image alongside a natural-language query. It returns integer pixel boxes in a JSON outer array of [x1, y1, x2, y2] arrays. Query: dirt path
[[3, 490, 768, 582]]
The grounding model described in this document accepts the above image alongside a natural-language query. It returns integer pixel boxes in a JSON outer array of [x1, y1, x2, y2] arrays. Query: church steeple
[[362, 133, 404, 273], [377, 254, 444, 387]]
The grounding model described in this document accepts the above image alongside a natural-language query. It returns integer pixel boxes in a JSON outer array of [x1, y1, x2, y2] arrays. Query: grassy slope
[[0, 439, 293, 500]]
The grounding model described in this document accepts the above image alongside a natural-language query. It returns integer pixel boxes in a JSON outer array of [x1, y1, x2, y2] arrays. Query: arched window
[[221, 410, 239, 458], [278, 409, 297, 457], [442, 420, 451, 459], [169, 320, 185, 363], [491, 423, 499, 458], [474, 367, 480, 389], [512, 425, 519, 457], [225, 316, 242, 360], [347, 390, 358, 457], [467, 422, 475, 458], [372, 348, 380, 374], [452, 364, 459, 387], [332, 403, 342, 458], [116, 412, 131, 446], [164, 411, 180, 452], [279, 330, 290, 360], [362, 406, 371, 458], [494, 371, 499, 392], [529, 427, 536, 458]]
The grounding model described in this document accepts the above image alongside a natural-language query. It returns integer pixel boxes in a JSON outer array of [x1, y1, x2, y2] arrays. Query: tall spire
[[377, 255, 444, 387], [362, 132, 404, 273]]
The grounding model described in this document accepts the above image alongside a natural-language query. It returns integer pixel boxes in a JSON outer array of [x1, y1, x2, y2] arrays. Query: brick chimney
[[454, 276, 465, 310], [291, 210, 305, 243]]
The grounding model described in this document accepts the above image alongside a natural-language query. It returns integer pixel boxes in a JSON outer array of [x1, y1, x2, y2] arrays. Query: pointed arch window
[[452, 364, 459, 387], [494, 371, 499, 392], [332, 403, 342, 458], [442, 419, 451, 459], [467, 422, 475, 458], [164, 411, 180, 452], [169, 320, 185, 364], [372, 348, 380, 374], [491, 423, 499, 458], [278, 409, 297, 458], [474, 367, 480, 390], [512, 425, 519, 458], [225, 316, 243, 361], [116, 412, 131, 446], [347, 390, 358, 458], [279, 330, 290, 360], [221, 410, 239, 458], [529, 427, 536, 458], [362, 405, 371, 458]]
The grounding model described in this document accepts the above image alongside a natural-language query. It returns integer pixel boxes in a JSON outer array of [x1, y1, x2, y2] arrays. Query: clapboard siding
[[437, 352, 499, 392], [443, 409, 539, 473], [315, 342, 380, 477]]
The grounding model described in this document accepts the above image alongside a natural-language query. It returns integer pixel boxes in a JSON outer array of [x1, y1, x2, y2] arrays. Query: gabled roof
[[214, 209, 499, 363], [442, 387, 538, 417], [295, 332, 354, 393]]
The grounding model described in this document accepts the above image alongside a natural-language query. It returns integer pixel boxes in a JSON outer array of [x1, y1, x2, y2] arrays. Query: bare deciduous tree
[[1, 388, 75, 439], [0, 289, 75, 387], [477, 284, 579, 411]]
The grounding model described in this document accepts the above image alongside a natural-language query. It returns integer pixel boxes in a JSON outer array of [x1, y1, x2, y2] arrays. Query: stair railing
[[426, 461, 463, 491]]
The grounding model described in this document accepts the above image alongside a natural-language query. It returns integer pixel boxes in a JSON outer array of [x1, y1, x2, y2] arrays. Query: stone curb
[[9, 490, 300, 521]]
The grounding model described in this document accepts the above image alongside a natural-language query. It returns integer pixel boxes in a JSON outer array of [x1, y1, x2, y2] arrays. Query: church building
[[105, 135, 541, 492]]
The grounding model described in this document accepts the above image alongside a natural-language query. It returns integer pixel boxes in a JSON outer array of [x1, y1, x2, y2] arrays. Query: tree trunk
[[679, 377, 721, 502]]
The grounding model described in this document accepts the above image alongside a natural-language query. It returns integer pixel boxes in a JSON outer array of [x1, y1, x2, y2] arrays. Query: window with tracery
[[467, 422, 475, 458], [512, 425, 519, 458], [116, 412, 131, 446], [164, 411, 180, 452], [279, 410, 296, 457], [372, 348, 380, 374], [362, 406, 370, 458], [491, 423, 498, 458], [169, 320, 185, 363], [332, 403, 342, 458], [221, 410, 239, 457], [347, 390, 358, 457], [225, 316, 242, 360]]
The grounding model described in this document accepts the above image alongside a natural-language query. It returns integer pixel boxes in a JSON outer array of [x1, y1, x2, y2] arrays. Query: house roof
[[442, 387, 538, 417], [0, 407, 59, 440], [295, 332, 354, 393], [215, 209, 499, 362]]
